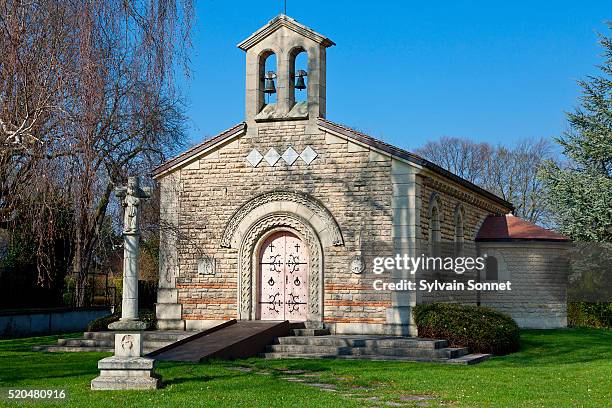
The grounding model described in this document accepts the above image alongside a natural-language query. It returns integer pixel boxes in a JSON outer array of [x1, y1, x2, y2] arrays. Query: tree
[[415, 137, 557, 225], [485, 139, 556, 224], [0, 0, 193, 305], [540, 26, 612, 242], [414, 137, 492, 185]]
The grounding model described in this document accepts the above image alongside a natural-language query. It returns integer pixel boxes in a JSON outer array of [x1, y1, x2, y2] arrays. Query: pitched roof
[[151, 117, 514, 211], [317, 118, 514, 210], [476, 214, 570, 242], [237, 14, 335, 51], [152, 122, 246, 178]]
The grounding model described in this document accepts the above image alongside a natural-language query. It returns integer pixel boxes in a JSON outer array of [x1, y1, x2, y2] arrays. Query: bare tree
[[0, 0, 193, 305], [416, 137, 558, 224], [0, 0, 81, 286], [415, 137, 493, 185], [483, 139, 557, 223]]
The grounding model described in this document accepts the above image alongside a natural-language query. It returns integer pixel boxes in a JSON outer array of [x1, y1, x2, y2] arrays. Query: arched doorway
[[257, 231, 309, 321]]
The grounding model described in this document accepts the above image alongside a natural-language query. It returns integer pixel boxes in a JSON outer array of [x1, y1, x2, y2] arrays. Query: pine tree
[[540, 26, 612, 242]]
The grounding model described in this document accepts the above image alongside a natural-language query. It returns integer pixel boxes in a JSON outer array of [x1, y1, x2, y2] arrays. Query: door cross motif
[[258, 231, 308, 321]]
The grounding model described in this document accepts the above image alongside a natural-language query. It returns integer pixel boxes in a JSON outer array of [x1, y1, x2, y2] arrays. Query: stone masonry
[[151, 14, 569, 336]]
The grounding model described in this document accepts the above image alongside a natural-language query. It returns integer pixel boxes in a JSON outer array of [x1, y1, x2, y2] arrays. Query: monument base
[[91, 356, 160, 390], [91, 332, 162, 390], [108, 319, 148, 331]]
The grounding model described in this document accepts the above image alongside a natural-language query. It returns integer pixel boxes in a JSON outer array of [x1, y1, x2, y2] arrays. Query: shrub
[[86, 313, 119, 332], [86, 309, 157, 332], [413, 303, 520, 355], [140, 309, 157, 329], [568, 302, 612, 328]]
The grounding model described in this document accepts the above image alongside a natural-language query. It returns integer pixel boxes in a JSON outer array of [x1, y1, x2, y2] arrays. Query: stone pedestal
[[91, 355, 160, 390], [92, 176, 160, 391], [91, 332, 161, 390], [155, 288, 185, 330]]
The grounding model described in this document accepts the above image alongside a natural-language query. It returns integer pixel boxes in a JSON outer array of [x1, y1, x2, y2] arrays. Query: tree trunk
[[71, 183, 114, 307], [72, 229, 88, 307]]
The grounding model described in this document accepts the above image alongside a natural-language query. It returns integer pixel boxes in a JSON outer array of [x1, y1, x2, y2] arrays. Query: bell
[[295, 69, 307, 90], [264, 71, 277, 95]]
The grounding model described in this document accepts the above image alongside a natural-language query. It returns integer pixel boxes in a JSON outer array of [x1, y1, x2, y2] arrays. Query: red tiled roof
[[476, 214, 570, 242]]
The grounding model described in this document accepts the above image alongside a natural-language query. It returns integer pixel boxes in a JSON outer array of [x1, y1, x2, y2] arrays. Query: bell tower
[[238, 15, 335, 124]]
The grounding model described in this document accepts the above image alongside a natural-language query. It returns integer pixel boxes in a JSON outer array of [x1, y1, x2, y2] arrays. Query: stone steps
[[289, 328, 330, 336], [33, 331, 194, 354], [261, 352, 489, 365], [82, 331, 191, 341], [33, 345, 162, 354], [277, 336, 448, 349], [263, 335, 489, 365], [56, 338, 175, 349], [32, 327, 490, 365], [266, 344, 468, 359]]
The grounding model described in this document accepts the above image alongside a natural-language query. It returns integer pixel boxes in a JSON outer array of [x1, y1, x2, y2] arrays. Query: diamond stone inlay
[[300, 146, 318, 165], [281, 147, 299, 165], [246, 149, 263, 167], [264, 148, 281, 166]]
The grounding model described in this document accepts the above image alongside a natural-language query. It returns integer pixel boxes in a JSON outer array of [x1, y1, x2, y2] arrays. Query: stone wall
[[0, 307, 111, 338], [156, 116, 535, 335], [478, 242, 568, 328], [417, 173, 510, 244], [158, 121, 397, 332], [416, 173, 511, 305]]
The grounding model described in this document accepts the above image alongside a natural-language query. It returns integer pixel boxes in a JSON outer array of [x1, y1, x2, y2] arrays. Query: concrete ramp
[[149, 320, 291, 362]]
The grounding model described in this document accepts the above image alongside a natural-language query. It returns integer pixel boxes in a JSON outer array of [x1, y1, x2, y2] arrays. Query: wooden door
[[257, 231, 308, 321]]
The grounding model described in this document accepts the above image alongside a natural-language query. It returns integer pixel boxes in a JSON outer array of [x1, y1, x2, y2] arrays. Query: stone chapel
[[153, 15, 570, 335]]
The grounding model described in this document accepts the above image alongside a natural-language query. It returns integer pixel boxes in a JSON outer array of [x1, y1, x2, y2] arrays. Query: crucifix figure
[[114, 177, 152, 235], [92, 176, 161, 390]]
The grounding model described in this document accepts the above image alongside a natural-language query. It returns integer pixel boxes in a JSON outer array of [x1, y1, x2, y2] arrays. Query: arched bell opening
[[258, 50, 277, 110], [289, 47, 308, 107]]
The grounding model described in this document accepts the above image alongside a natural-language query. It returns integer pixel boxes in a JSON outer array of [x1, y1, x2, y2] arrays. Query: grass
[[0, 329, 610, 407]]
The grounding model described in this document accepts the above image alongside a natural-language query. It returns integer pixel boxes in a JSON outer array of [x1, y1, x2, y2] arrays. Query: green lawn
[[0, 329, 610, 407]]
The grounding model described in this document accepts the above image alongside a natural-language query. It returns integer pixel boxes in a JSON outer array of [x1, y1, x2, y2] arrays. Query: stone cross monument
[[110, 176, 151, 328], [91, 176, 160, 390]]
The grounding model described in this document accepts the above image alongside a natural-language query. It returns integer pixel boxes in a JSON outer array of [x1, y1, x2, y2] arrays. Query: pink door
[[258, 231, 308, 321]]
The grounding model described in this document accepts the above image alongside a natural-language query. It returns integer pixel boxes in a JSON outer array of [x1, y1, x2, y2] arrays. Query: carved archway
[[221, 190, 343, 249], [237, 212, 323, 322]]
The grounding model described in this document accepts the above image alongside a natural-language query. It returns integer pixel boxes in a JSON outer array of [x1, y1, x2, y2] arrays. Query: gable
[[237, 14, 335, 51], [152, 123, 246, 179], [152, 117, 513, 212]]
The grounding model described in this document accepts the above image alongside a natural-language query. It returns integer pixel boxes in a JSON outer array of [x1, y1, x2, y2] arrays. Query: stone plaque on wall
[[198, 257, 216, 276]]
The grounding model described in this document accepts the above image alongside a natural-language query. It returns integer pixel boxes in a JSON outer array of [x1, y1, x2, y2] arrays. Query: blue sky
[[177, 1, 608, 151]]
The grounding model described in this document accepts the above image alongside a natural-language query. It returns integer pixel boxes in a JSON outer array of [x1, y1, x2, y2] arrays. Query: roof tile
[[476, 214, 570, 242]]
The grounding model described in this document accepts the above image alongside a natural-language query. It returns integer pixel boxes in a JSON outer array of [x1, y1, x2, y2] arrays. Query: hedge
[[86, 309, 157, 332], [413, 303, 520, 355], [568, 302, 612, 328]]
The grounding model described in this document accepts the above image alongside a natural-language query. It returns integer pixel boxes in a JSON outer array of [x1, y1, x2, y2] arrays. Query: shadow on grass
[[238, 357, 335, 373], [2, 328, 611, 388]]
